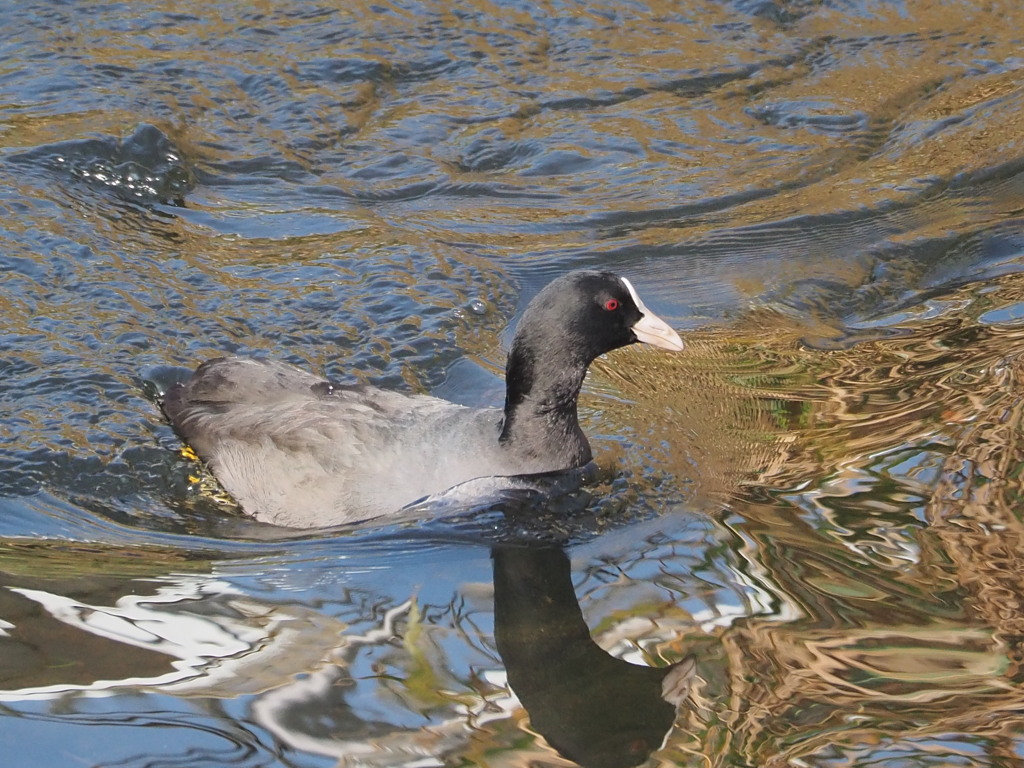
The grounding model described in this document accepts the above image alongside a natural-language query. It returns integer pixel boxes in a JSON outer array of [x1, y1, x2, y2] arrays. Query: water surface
[[2, 0, 1024, 765]]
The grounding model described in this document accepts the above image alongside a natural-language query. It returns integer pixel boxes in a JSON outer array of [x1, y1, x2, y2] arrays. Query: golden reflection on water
[[598, 271, 1024, 501], [589, 271, 1024, 766], [5, 0, 1019, 251]]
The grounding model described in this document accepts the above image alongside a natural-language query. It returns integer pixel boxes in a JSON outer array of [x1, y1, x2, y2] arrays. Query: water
[[2, 0, 1024, 765]]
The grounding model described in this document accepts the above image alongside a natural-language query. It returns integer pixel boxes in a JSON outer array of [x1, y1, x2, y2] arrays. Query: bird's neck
[[499, 340, 592, 468]]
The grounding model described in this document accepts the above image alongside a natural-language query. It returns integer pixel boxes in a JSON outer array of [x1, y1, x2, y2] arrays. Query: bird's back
[[163, 357, 508, 526]]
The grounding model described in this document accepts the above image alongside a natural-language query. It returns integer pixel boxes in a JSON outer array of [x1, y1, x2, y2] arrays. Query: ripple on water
[[3, 0, 1024, 765]]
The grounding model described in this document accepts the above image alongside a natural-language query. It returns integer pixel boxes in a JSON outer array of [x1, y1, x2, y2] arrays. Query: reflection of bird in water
[[492, 545, 695, 768], [0, 541, 694, 766]]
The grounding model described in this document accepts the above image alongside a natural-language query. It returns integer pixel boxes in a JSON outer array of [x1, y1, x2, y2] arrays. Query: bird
[[161, 270, 684, 527]]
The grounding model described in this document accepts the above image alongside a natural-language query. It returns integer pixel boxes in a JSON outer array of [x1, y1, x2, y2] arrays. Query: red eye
[[604, 299, 620, 311]]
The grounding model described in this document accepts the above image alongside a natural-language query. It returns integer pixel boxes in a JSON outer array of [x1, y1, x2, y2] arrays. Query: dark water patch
[[652, 64, 767, 98], [539, 88, 651, 113], [518, 149, 599, 177], [389, 52, 468, 83], [448, 58, 794, 129], [6, 124, 194, 206], [454, 130, 542, 174], [947, 156, 1024, 192], [747, 99, 874, 137], [293, 57, 390, 86], [727, 0, 813, 25], [194, 155, 314, 185]]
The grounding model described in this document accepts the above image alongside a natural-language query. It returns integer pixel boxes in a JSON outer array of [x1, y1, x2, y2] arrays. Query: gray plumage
[[161, 271, 684, 527]]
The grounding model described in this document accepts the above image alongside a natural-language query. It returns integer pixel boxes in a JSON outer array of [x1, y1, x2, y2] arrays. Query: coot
[[162, 270, 683, 527]]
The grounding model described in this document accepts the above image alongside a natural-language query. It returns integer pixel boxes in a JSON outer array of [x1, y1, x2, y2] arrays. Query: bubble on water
[[454, 298, 489, 321]]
